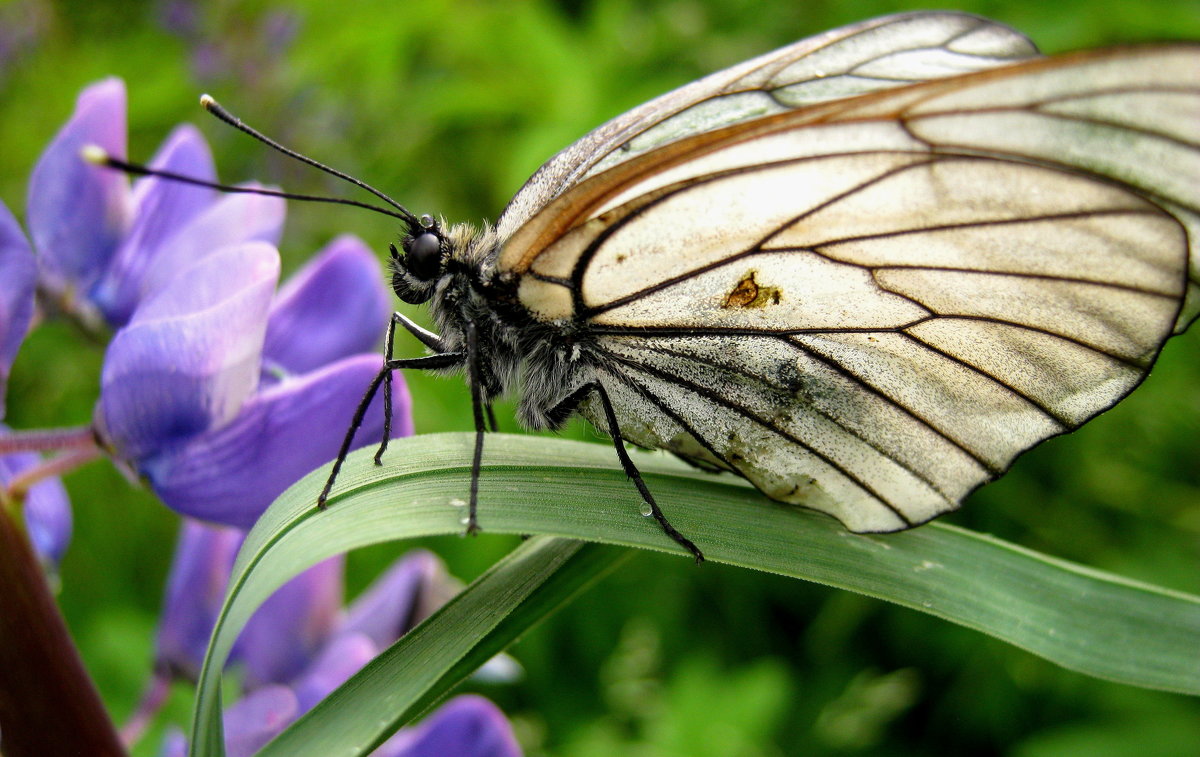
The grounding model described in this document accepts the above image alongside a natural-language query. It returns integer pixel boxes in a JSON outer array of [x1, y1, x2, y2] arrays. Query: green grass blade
[[258, 537, 629, 756], [189, 433, 1200, 756]]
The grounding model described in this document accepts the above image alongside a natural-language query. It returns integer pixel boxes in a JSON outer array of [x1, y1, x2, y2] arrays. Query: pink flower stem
[[5, 447, 104, 500], [0, 425, 99, 455]]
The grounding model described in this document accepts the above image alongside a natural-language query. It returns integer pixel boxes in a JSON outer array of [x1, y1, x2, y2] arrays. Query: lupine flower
[[0, 200, 35, 412], [94, 233, 406, 528], [0, 198, 72, 564], [151, 520, 522, 756], [27, 77, 284, 331], [156, 2, 300, 87], [0, 1, 49, 83], [7, 76, 408, 531]]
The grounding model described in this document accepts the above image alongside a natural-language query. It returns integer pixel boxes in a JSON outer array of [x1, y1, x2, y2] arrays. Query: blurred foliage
[[1, 0, 1198, 755]]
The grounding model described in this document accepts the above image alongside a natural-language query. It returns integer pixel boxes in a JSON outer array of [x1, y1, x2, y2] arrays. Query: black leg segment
[[318, 351, 463, 508], [548, 381, 705, 563], [464, 321, 486, 535]]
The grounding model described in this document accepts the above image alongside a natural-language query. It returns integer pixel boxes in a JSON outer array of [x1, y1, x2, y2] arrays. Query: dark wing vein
[[622, 336, 978, 493], [590, 315, 1150, 370], [776, 334, 1001, 473], [585, 206, 1174, 319], [573, 151, 943, 316], [599, 348, 915, 524], [596, 363, 740, 474]]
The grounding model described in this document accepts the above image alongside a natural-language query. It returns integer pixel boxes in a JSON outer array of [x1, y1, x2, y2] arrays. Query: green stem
[[0, 510, 126, 757]]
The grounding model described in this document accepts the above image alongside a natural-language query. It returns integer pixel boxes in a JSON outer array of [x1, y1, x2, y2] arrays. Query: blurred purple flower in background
[[148, 521, 522, 756], [156, 0, 299, 88], [0, 0, 50, 86]]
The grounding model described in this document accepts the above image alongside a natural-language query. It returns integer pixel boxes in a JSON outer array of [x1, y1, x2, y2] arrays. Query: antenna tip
[[80, 144, 110, 165], [199, 93, 216, 110]]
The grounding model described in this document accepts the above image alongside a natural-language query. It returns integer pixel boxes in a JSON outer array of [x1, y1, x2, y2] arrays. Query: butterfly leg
[[375, 312, 451, 464], [464, 321, 487, 535], [318, 350, 463, 509], [547, 381, 705, 563]]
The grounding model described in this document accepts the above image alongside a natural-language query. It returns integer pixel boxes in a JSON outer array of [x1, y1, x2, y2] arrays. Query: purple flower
[[0, 199, 36, 414], [0, 443, 72, 565], [95, 234, 405, 528], [377, 696, 522, 757], [27, 77, 131, 310], [25, 77, 284, 330], [0, 199, 72, 564], [6, 75, 405, 551], [155, 519, 242, 679], [151, 521, 522, 755]]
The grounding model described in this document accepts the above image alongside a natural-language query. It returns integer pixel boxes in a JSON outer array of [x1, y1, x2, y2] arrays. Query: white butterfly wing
[[496, 11, 1038, 239], [503, 47, 1197, 532]]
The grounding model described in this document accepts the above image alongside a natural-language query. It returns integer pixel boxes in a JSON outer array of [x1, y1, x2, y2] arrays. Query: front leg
[[318, 347, 463, 508], [376, 311, 451, 464], [547, 381, 705, 563]]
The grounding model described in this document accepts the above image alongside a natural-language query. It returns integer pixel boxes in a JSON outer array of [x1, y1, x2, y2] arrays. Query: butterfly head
[[391, 213, 447, 304]]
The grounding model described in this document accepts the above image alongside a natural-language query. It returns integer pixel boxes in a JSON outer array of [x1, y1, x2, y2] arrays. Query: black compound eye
[[407, 232, 441, 280]]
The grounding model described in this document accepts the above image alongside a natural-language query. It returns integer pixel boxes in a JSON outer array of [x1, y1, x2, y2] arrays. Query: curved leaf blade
[[189, 433, 1200, 755]]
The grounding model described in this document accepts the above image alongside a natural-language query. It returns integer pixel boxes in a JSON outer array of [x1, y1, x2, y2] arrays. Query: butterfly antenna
[[80, 145, 414, 223], [200, 94, 420, 227]]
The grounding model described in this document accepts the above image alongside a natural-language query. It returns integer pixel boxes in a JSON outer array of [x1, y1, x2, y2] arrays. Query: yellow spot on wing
[[723, 271, 783, 309]]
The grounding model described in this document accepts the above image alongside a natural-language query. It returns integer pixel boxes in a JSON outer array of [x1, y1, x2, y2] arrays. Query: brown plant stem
[[0, 510, 126, 757]]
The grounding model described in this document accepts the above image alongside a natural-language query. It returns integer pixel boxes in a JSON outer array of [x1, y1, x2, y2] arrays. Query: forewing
[[510, 47, 1197, 533], [496, 11, 1038, 239]]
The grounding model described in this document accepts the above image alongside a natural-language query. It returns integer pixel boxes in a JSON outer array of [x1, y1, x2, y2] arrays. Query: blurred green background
[[2, 0, 1199, 755]]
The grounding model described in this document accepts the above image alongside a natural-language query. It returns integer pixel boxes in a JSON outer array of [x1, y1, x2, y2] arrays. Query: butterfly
[[278, 11, 1197, 563]]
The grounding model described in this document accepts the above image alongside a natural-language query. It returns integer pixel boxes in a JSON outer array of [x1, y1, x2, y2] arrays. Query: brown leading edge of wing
[[495, 11, 1039, 242], [498, 45, 1199, 292]]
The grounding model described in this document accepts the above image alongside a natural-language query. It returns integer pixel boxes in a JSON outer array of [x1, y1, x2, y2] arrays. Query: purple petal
[[223, 685, 299, 757], [340, 550, 442, 648], [140, 189, 285, 304], [0, 200, 36, 415], [90, 124, 218, 326], [141, 352, 412, 527], [155, 519, 244, 680], [0, 444, 72, 565], [232, 555, 344, 688], [158, 728, 188, 757], [157, 685, 298, 757], [291, 631, 377, 714], [27, 77, 130, 297], [97, 242, 279, 462], [263, 235, 390, 376], [381, 696, 523, 757]]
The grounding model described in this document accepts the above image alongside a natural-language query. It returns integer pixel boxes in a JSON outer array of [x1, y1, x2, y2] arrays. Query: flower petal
[[0, 200, 36, 415], [0, 446, 72, 565], [381, 696, 523, 757], [157, 685, 299, 757], [90, 124, 219, 326], [339, 550, 443, 649], [263, 235, 390, 376], [27, 77, 130, 297], [141, 352, 411, 527], [291, 631, 377, 714], [140, 189, 285, 305], [98, 242, 279, 461], [155, 518, 243, 680], [233, 555, 344, 688], [222, 685, 299, 757]]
